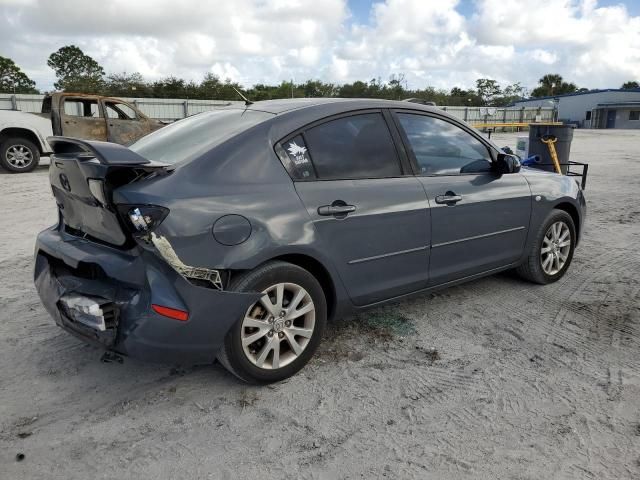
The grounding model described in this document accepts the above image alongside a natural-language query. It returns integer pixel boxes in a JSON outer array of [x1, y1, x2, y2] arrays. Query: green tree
[[475, 78, 502, 105], [446, 87, 482, 106], [531, 73, 577, 97], [621, 81, 639, 89], [301, 79, 335, 97], [47, 45, 105, 93], [0, 56, 38, 94], [104, 72, 149, 97], [387, 73, 407, 100], [493, 82, 527, 106]]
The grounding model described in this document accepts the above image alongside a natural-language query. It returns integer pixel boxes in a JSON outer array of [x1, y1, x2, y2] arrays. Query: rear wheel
[[217, 261, 327, 384], [0, 138, 40, 173], [516, 209, 576, 284]]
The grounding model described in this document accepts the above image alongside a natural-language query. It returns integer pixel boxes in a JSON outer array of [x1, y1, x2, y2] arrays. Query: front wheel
[[217, 261, 327, 384], [0, 138, 40, 173], [516, 209, 576, 284]]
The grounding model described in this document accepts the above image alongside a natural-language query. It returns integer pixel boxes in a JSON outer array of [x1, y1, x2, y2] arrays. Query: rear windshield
[[129, 109, 272, 164]]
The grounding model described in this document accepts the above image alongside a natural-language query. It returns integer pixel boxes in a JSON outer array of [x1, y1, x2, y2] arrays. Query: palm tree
[[538, 74, 563, 95], [531, 74, 578, 98]]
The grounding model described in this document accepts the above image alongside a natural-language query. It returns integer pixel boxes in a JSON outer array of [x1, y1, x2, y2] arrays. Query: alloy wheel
[[540, 221, 571, 276], [241, 282, 316, 370], [6, 144, 34, 169]]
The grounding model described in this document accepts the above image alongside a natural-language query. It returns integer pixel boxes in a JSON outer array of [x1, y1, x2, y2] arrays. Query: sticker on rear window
[[281, 135, 314, 179], [287, 140, 310, 166]]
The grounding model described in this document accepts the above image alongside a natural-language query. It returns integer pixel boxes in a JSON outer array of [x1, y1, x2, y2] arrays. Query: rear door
[[103, 100, 148, 145], [282, 111, 431, 306], [60, 97, 107, 141], [393, 111, 531, 286]]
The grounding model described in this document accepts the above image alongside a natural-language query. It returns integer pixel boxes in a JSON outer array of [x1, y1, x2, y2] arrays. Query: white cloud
[[0, 0, 638, 92], [531, 49, 558, 65], [210, 62, 241, 82]]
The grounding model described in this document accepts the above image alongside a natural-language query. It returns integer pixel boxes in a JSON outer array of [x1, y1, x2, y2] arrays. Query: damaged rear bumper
[[34, 226, 259, 365]]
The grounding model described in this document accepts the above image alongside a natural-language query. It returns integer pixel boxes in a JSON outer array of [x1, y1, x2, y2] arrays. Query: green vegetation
[[0, 56, 38, 94]]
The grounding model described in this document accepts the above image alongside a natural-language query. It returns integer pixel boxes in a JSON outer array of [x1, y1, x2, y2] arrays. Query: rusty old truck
[[0, 92, 163, 172]]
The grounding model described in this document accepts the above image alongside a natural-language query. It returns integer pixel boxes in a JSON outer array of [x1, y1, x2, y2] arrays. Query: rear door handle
[[318, 204, 356, 217], [435, 193, 462, 205]]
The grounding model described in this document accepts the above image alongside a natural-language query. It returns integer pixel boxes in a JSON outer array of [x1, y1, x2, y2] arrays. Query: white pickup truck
[[0, 92, 163, 172]]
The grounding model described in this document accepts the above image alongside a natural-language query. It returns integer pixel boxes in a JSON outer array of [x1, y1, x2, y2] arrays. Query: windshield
[[129, 109, 273, 164]]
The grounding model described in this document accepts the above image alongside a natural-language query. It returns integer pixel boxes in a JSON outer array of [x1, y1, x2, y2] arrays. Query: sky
[[1, 0, 639, 93]]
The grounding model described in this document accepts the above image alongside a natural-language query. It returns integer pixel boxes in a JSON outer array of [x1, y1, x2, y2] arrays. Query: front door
[[393, 111, 532, 286], [60, 97, 107, 141], [286, 112, 431, 306], [103, 100, 148, 145], [606, 110, 616, 129]]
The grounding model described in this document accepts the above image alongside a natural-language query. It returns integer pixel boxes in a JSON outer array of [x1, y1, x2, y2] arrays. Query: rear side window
[[64, 99, 101, 118], [277, 134, 316, 180], [397, 113, 493, 175], [303, 113, 401, 180], [130, 109, 272, 164]]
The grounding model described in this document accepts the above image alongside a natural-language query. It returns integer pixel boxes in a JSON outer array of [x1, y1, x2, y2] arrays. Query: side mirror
[[495, 153, 521, 174]]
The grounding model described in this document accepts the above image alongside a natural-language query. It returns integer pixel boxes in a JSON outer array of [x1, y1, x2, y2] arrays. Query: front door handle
[[318, 204, 356, 217], [435, 192, 462, 205]]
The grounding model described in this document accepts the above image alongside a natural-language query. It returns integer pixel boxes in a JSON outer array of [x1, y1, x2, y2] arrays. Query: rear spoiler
[[47, 136, 151, 165]]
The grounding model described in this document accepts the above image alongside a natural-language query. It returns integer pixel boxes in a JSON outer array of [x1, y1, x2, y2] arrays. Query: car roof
[[242, 98, 442, 115]]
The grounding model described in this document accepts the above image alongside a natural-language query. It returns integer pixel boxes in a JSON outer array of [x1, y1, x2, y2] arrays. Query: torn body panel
[[34, 226, 260, 364], [150, 232, 224, 290]]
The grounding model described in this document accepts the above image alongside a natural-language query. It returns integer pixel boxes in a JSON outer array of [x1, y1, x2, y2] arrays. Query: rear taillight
[[118, 205, 169, 236]]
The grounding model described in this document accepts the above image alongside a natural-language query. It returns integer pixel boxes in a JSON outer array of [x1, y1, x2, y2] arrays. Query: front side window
[[303, 113, 401, 180], [397, 113, 493, 175], [106, 102, 136, 120], [629, 111, 640, 121]]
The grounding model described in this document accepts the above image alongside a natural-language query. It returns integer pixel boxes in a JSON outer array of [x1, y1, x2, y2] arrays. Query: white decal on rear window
[[287, 141, 309, 165]]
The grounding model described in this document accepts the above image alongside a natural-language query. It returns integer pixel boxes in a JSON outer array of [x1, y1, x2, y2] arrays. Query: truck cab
[[0, 92, 163, 173], [45, 93, 163, 144]]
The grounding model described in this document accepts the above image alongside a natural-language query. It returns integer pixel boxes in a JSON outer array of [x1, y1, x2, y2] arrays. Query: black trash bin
[[528, 124, 574, 174]]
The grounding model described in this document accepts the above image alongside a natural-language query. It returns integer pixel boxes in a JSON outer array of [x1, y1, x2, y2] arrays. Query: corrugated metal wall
[[0, 93, 554, 125], [0, 94, 243, 122]]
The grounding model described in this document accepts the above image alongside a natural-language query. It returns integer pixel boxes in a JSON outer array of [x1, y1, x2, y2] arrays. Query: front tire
[[0, 138, 40, 173], [517, 209, 576, 284], [217, 261, 327, 384]]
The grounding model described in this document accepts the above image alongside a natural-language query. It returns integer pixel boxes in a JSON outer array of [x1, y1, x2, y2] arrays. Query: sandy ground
[[0, 130, 639, 479]]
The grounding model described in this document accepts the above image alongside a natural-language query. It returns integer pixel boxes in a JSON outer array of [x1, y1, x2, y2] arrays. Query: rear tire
[[0, 137, 40, 173], [516, 209, 576, 284], [217, 261, 327, 384]]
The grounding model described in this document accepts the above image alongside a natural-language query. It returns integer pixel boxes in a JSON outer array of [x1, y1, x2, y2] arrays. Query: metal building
[[513, 88, 640, 129]]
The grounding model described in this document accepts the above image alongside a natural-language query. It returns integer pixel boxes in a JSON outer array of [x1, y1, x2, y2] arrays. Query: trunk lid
[[48, 137, 170, 247]]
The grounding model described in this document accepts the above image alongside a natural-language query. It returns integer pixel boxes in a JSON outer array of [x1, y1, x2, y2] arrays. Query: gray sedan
[[34, 99, 586, 383]]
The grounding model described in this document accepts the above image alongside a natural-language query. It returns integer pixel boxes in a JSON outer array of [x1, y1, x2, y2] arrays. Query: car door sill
[[432, 226, 525, 248], [348, 245, 429, 265], [355, 262, 518, 310]]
